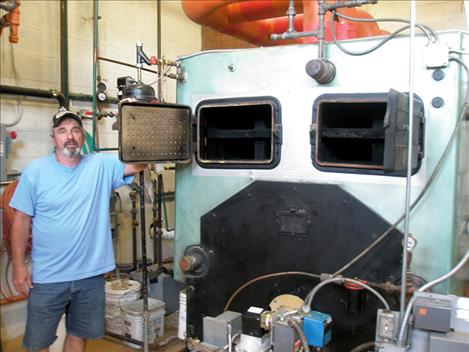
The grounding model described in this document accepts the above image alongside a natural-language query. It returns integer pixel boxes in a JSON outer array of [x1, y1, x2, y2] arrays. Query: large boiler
[[169, 30, 469, 351]]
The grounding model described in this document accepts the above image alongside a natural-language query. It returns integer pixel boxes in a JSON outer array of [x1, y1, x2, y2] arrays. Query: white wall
[[1, 0, 468, 343], [1, 0, 200, 341]]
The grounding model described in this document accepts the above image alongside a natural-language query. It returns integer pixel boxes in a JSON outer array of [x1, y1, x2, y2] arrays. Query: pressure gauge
[[97, 91, 107, 102], [97, 82, 107, 102]]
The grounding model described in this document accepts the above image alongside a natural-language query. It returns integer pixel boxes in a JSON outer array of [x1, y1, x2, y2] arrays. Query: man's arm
[[11, 210, 33, 295], [124, 163, 147, 176]]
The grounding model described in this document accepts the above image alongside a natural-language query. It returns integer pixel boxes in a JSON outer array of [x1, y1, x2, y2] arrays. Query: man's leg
[[23, 282, 70, 351], [63, 335, 86, 352], [66, 275, 105, 345]]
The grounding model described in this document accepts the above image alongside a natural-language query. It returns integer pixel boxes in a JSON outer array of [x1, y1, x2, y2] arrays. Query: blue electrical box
[[303, 311, 332, 348]]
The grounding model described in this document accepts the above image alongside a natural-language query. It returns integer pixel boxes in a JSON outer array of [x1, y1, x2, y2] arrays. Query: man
[[10, 108, 146, 352]]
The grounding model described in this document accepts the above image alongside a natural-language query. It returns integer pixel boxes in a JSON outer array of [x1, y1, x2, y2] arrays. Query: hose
[[350, 341, 376, 352], [223, 271, 320, 312], [303, 277, 390, 314]]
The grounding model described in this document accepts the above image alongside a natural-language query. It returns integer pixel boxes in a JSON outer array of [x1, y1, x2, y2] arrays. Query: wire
[[333, 57, 469, 277], [331, 14, 415, 56], [303, 277, 390, 313], [450, 50, 469, 56], [350, 341, 376, 352], [223, 271, 320, 312], [3, 39, 25, 127], [333, 11, 438, 44], [145, 65, 172, 86]]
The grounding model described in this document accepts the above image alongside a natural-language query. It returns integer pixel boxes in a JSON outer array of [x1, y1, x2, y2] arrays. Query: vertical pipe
[[130, 191, 138, 270], [286, 0, 295, 33], [60, 0, 69, 108], [92, 0, 98, 151], [157, 174, 163, 268], [139, 171, 149, 352], [152, 178, 158, 264], [317, 0, 325, 59], [399, 0, 416, 341], [157, 0, 162, 100]]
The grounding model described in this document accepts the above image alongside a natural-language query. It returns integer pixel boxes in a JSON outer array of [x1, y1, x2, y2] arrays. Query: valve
[[305, 59, 336, 84]]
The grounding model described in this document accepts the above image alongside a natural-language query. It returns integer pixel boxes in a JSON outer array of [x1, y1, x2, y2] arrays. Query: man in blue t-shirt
[[10, 108, 146, 352]]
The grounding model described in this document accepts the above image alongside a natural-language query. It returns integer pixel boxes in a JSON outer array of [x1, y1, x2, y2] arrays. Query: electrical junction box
[[303, 310, 332, 348], [376, 309, 400, 341], [423, 43, 449, 68], [242, 306, 265, 337], [271, 320, 297, 352], [414, 293, 453, 333], [203, 311, 242, 349]]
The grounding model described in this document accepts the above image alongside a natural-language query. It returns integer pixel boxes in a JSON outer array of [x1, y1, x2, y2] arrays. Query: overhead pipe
[[182, 0, 387, 47], [0, 85, 66, 106]]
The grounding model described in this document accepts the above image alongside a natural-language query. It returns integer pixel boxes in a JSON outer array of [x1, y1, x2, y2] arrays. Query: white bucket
[[178, 289, 187, 340], [121, 298, 165, 343], [105, 280, 141, 335]]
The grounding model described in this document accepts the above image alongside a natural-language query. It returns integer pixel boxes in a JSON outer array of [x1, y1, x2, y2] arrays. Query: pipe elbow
[[0, 0, 17, 12], [50, 90, 66, 107]]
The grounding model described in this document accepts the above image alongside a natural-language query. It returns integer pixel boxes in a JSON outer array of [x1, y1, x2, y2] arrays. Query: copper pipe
[[97, 56, 177, 79], [0, 0, 21, 43], [1, 293, 27, 305]]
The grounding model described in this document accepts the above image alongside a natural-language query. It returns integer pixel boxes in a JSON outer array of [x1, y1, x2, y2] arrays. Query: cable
[[330, 9, 440, 57], [331, 14, 414, 56], [333, 58, 469, 277], [223, 271, 320, 312], [3, 38, 25, 127], [145, 65, 172, 86], [350, 341, 376, 352], [397, 248, 469, 346], [333, 11, 438, 44], [450, 50, 469, 56], [303, 277, 390, 314]]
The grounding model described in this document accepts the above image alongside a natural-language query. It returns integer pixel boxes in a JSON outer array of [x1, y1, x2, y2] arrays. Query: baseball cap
[[52, 108, 83, 128]]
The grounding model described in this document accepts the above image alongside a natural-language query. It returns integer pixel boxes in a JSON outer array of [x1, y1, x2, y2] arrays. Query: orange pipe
[[182, 0, 387, 46], [0, 0, 21, 43], [1, 293, 27, 305]]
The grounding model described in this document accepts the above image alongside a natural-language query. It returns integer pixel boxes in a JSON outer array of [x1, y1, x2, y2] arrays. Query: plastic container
[[105, 279, 141, 335], [122, 298, 166, 342], [178, 289, 187, 340]]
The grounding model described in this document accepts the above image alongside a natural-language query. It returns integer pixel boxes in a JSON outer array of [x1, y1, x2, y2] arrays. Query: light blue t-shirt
[[10, 153, 133, 283]]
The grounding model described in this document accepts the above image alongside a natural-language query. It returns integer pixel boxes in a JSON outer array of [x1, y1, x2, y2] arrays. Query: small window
[[196, 97, 282, 169], [311, 90, 425, 176]]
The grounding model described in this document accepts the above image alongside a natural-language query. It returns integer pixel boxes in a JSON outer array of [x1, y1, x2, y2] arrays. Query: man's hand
[[13, 262, 32, 295], [124, 163, 147, 176]]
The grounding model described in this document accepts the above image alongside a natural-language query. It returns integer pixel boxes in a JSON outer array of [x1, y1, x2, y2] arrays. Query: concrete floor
[[2, 335, 139, 352], [2, 312, 184, 352]]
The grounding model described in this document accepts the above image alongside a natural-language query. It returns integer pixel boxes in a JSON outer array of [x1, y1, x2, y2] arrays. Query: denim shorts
[[23, 275, 105, 351]]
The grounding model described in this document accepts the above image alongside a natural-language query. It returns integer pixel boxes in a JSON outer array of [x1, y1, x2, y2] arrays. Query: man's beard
[[60, 142, 81, 158]]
